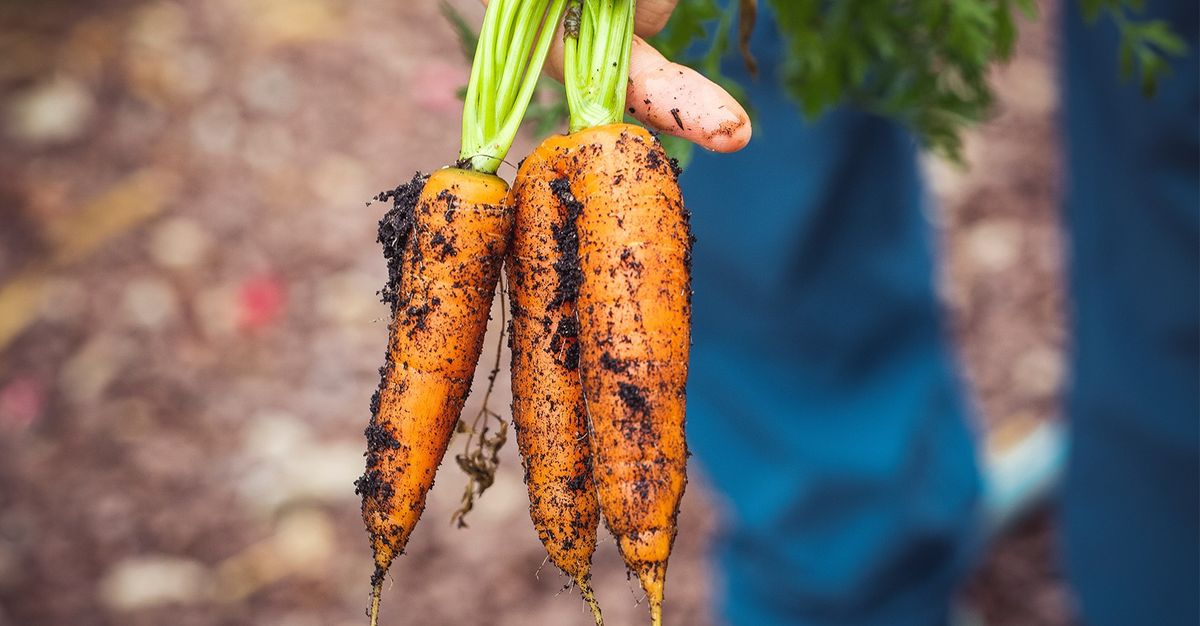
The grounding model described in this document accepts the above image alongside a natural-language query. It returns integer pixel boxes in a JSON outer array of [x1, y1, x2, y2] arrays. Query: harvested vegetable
[[356, 1, 566, 623], [360, 169, 510, 623], [506, 139, 603, 624], [545, 2, 695, 623], [571, 123, 690, 626]]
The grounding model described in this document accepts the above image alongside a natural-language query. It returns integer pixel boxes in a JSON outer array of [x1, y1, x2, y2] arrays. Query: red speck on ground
[[237, 273, 287, 332], [0, 375, 46, 433]]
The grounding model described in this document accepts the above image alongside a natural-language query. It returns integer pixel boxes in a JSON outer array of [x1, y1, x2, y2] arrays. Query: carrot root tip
[[577, 575, 604, 626], [635, 563, 666, 626], [368, 577, 383, 626]]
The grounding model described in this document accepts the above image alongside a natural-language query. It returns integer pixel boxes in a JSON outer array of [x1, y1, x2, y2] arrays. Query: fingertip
[[699, 110, 752, 153], [627, 38, 753, 153]]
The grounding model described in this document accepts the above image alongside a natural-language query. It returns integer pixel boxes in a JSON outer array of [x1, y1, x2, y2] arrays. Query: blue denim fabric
[[680, 7, 981, 625], [1060, 1, 1199, 624], [680, 1, 1198, 624]]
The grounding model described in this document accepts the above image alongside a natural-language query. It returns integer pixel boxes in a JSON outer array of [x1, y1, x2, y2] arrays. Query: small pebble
[[316, 271, 381, 326], [4, 76, 94, 145], [966, 219, 1021, 273], [240, 62, 297, 115], [98, 555, 212, 610], [148, 216, 212, 270], [272, 508, 335, 572], [38, 277, 88, 324], [189, 98, 241, 156], [241, 122, 293, 172], [1013, 346, 1064, 398], [312, 153, 366, 206], [123, 276, 178, 329]]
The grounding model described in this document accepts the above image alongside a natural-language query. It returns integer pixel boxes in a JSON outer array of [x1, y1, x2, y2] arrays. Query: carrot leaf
[[654, 0, 1187, 162]]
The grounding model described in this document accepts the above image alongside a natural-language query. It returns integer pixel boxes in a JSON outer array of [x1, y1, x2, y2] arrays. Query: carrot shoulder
[[507, 137, 604, 623], [358, 167, 511, 585], [569, 123, 692, 625]]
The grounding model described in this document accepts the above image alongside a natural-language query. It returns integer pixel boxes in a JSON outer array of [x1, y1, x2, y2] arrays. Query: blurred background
[[0, 0, 1071, 624]]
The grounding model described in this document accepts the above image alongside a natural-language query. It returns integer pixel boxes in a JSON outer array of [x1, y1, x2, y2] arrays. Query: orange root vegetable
[[357, 168, 511, 613], [355, 0, 568, 623], [556, 1, 696, 620], [506, 138, 604, 624], [568, 123, 692, 625]]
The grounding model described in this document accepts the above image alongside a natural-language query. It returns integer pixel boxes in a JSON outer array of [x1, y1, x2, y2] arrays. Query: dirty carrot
[[556, 2, 693, 624], [569, 123, 691, 626], [506, 137, 603, 624], [355, 1, 565, 624]]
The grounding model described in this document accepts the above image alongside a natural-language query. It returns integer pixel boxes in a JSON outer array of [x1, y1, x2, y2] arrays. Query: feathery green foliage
[[655, 0, 1186, 161]]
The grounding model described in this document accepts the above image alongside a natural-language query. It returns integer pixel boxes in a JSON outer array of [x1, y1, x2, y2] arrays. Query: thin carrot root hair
[[450, 277, 510, 528]]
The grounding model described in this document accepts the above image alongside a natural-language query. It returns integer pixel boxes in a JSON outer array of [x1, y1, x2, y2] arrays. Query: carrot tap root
[[576, 574, 604, 626], [358, 167, 511, 585], [368, 573, 383, 626], [507, 137, 606, 617]]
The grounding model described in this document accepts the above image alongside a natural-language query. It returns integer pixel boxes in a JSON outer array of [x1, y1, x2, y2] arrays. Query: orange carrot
[[549, 1, 695, 621], [566, 123, 691, 626], [357, 1, 566, 623], [358, 168, 511, 617], [506, 137, 603, 624]]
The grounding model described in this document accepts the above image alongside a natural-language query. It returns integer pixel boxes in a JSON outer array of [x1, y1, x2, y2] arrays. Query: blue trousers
[[680, 2, 1199, 625]]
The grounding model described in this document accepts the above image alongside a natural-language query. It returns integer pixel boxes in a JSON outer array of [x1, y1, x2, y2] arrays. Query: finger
[[625, 37, 751, 152], [634, 0, 679, 37]]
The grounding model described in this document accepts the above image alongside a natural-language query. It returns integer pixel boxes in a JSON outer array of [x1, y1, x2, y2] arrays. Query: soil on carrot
[[616, 382, 651, 416], [549, 317, 580, 371], [548, 177, 584, 309], [0, 1, 1069, 625], [358, 174, 427, 525], [375, 173, 426, 311]]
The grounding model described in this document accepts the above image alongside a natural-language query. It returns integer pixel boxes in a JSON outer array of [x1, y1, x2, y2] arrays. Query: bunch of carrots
[[357, 1, 724, 624]]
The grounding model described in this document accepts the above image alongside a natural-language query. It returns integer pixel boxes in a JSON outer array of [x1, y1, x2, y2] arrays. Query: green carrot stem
[[564, 0, 635, 132], [460, 0, 568, 173]]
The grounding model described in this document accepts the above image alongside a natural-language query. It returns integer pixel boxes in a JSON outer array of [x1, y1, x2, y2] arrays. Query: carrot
[[358, 166, 511, 607], [506, 137, 604, 624], [570, 123, 691, 626], [554, 3, 694, 624], [356, 1, 565, 624]]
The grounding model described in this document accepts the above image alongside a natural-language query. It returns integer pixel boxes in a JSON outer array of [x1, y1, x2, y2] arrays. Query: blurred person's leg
[[1060, 2, 1199, 625], [679, 8, 980, 626]]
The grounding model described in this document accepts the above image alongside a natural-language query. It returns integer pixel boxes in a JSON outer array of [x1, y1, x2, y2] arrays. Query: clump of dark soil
[[617, 382, 650, 415], [354, 468, 393, 501], [600, 351, 629, 373], [364, 422, 400, 453], [375, 172, 426, 310], [549, 317, 581, 370], [548, 177, 584, 309]]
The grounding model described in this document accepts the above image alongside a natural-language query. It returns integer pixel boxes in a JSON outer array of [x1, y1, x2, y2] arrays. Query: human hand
[[481, 0, 752, 152]]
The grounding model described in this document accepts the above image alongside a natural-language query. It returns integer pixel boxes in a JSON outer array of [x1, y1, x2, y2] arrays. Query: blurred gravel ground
[[0, 1, 1070, 624]]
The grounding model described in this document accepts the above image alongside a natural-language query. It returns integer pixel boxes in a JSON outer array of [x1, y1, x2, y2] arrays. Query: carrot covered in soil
[[360, 169, 509, 620], [506, 138, 604, 624], [572, 123, 691, 626], [356, 1, 565, 624], [546, 2, 694, 623]]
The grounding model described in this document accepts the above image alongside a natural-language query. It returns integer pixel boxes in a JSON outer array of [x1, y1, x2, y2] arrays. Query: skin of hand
[[479, 0, 752, 152]]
